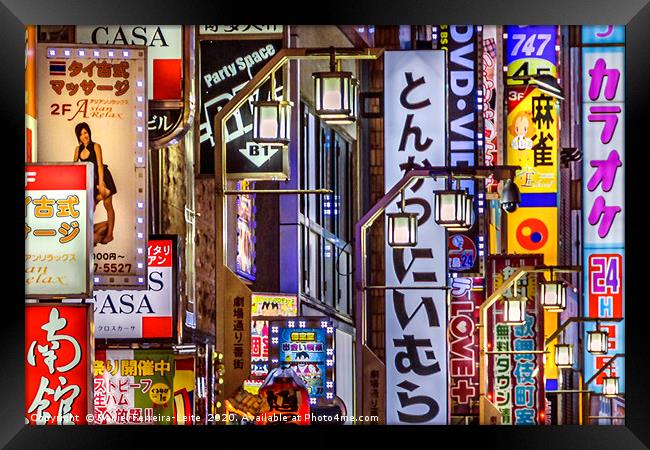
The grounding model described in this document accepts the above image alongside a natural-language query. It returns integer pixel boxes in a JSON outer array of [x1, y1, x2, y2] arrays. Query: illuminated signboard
[[486, 255, 545, 425], [25, 163, 93, 298], [269, 318, 334, 404], [384, 50, 448, 425], [435, 25, 486, 274], [91, 236, 179, 341], [94, 349, 175, 424], [448, 277, 484, 417], [36, 43, 148, 289], [25, 304, 92, 425], [482, 25, 501, 197], [236, 180, 256, 281], [582, 26, 625, 392], [505, 25, 557, 83]]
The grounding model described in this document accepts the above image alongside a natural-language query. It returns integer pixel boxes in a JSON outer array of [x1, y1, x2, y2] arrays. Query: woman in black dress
[[73, 122, 118, 245]]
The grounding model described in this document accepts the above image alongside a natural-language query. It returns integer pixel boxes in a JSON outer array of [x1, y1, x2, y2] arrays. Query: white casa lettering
[[90, 26, 169, 47], [93, 270, 164, 314]]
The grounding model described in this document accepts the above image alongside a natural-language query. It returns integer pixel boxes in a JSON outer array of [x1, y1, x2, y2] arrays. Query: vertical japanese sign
[[36, 44, 148, 290], [486, 255, 545, 425], [482, 25, 501, 197], [434, 25, 485, 275], [448, 277, 483, 417], [384, 50, 448, 425], [91, 237, 178, 340], [362, 345, 386, 424], [198, 39, 283, 175], [25, 164, 93, 298], [94, 349, 174, 424], [247, 293, 297, 385], [26, 304, 92, 425], [223, 267, 252, 399], [581, 26, 625, 392], [269, 318, 335, 402], [236, 180, 257, 281]]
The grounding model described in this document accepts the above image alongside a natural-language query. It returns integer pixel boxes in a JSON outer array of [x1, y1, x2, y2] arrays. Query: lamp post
[[354, 165, 520, 421], [211, 47, 383, 420]]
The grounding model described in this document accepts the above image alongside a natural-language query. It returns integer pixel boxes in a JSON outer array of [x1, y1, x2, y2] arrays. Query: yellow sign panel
[[506, 86, 559, 194], [506, 206, 557, 266]]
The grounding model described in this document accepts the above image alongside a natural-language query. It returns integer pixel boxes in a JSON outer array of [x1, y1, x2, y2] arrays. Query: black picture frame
[[4, 0, 649, 448]]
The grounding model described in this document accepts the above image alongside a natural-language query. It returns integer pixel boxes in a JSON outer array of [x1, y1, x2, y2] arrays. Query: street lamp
[[502, 296, 527, 326], [587, 328, 609, 355], [252, 68, 292, 145], [433, 188, 473, 230], [540, 276, 566, 312], [387, 211, 418, 248], [313, 47, 358, 124], [602, 376, 620, 398], [554, 344, 574, 368]]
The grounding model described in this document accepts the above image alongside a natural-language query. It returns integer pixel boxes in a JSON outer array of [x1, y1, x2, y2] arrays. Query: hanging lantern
[[322, 77, 359, 125], [587, 329, 609, 355], [256, 366, 311, 425], [602, 376, 619, 397], [434, 190, 473, 229], [554, 344, 574, 368], [541, 280, 566, 312], [252, 99, 292, 145], [387, 212, 418, 248], [503, 296, 527, 326], [313, 47, 358, 123]]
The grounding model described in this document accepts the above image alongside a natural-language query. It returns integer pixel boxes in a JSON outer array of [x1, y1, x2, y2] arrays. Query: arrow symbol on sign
[[239, 142, 280, 168]]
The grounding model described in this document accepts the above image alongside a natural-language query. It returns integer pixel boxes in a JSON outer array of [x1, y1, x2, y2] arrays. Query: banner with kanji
[[25, 164, 93, 298], [36, 43, 148, 289], [93, 349, 174, 424], [26, 304, 92, 425], [486, 255, 545, 425]]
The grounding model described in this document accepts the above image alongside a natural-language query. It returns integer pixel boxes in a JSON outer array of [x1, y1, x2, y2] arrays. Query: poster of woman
[[35, 43, 148, 289]]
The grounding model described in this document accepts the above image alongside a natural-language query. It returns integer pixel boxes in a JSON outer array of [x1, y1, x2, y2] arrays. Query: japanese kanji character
[[138, 360, 154, 376], [588, 106, 622, 144], [532, 131, 554, 166], [234, 359, 244, 369], [94, 360, 105, 376], [33, 195, 55, 218], [513, 360, 536, 384], [114, 80, 130, 96], [96, 61, 112, 78], [514, 408, 536, 425], [26, 308, 82, 374], [587, 150, 622, 193], [531, 95, 555, 130], [58, 221, 80, 244], [154, 359, 170, 376], [588, 196, 621, 239], [112, 61, 130, 78], [56, 195, 80, 218], [50, 80, 64, 95], [80, 79, 96, 96], [589, 58, 620, 101], [513, 314, 535, 338], [121, 359, 138, 377]]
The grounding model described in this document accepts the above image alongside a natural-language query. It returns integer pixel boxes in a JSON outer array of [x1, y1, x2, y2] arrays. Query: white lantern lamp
[[554, 343, 574, 368], [434, 183, 473, 230], [387, 193, 418, 248], [602, 375, 619, 398], [503, 295, 527, 326], [587, 327, 609, 355], [541, 270, 566, 312], [252, 70, 292, 145], [313, 47, 357, 123]]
